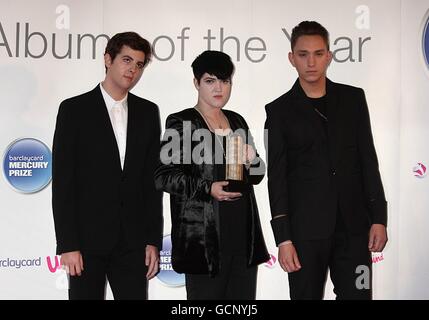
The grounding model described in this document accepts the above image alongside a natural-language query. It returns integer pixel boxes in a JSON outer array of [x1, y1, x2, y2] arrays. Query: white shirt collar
[[99, 82, 128, 110]]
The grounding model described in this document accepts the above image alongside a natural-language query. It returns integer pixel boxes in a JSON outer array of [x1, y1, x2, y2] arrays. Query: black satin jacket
[[155, 108, 269, 276]]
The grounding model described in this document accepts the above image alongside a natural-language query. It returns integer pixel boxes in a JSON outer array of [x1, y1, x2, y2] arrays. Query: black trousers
[[288, 230, 372, 300], [185, 255, 257, 300], [68, 231, 148, 300]]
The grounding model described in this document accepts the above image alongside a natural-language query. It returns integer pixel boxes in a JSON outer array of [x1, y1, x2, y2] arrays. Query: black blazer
[[52, 86, 163, 255], [154, 108, 269, 276], [265, 79, 387, 244]]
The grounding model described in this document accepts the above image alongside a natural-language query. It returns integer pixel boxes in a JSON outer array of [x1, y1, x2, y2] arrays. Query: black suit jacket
[[52, 85, 163, 255], [265, 79, 387, 244]]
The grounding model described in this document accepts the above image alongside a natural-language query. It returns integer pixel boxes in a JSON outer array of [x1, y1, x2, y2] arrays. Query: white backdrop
[[0, 0, 427, 299]]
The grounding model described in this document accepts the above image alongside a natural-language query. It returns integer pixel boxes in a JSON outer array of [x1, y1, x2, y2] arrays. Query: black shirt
[[308, 95, 328, 136], [212, 132, 248, 255]]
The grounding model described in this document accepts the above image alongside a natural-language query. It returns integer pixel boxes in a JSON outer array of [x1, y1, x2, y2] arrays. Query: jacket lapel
[[326, 79, 339, 167], [93, 85, 123, 172], [123, 93, 137, 173]]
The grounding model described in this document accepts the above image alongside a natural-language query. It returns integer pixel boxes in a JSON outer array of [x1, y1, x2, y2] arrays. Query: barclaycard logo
[[423, 10, 429, 69]]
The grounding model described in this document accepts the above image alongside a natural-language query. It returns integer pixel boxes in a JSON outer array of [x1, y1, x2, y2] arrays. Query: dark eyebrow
[[122, 54, 145, 65], [296, 49, 326, 54]]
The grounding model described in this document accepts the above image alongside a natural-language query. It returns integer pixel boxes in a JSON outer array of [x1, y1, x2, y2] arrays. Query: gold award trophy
[[225, 133, 248, 192]]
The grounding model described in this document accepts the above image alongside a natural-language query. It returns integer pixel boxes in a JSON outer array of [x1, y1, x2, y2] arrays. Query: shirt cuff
[[278, 240, 293, 247], [270, 215, 292, 246]]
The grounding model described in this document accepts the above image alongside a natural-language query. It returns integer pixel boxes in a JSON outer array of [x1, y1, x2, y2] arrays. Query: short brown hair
[[291, 21, 330, 51], [104, 32, 152, 69]]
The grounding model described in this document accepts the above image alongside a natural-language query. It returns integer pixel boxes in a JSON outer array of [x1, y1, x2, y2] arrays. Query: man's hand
[[278, 243, 301, 273], [145, 245, 159, 280], [211, 181, 242, 201], [61, 251, 83, 276], [368, 224, 388, 252]]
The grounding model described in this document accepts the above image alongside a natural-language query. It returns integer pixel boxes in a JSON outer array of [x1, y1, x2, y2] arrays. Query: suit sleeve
[[357, 89, 388, 226], [143, 105, 164, 250], [265, 104, 292, 244], [52, 100, 80, 255], [154, 115, 213, 202]]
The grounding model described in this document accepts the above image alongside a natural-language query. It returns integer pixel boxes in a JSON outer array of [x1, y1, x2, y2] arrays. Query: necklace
[[194, 106, 231, 159], [313, 107, 328, 122], [195, 106, 229, 130]]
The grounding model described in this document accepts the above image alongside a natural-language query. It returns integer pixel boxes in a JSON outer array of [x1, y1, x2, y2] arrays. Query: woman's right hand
[[211, 181, 242, 201]]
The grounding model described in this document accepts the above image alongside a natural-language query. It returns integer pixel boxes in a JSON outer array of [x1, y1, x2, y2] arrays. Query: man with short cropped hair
[[265, 21, 388, 300]]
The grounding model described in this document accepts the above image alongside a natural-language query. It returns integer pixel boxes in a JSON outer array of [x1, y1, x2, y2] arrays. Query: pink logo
[[264, 254, 277, 268], [46, 256, 62, 273], [413, 162, 427, 178], [372, 253, 384, 264]]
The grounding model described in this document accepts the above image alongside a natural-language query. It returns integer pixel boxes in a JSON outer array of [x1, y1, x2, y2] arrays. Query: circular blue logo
[[423, 11, 429, 68], [156, 234, 185, 287], [2, 138, 52, 193]]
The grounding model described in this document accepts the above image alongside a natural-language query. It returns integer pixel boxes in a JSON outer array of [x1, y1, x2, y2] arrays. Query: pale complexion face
[[194, 73, 232, 109], [288, 35, 332, 86], [104, 45, 146, 93]]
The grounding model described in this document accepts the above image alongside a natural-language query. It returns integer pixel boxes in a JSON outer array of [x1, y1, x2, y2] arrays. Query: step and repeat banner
[[0, 0, 427, 299]]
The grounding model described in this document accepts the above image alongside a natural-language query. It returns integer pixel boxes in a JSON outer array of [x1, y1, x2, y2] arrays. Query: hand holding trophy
[[224, 133, 252, 192]]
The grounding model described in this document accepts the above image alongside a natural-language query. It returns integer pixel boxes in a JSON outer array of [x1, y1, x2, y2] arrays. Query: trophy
[[224, 133, 249, 193]]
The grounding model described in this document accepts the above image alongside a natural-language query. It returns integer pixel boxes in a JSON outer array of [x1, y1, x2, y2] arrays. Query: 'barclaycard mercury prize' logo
[[157, 235, 185, 287], [2, 138, 52, 193]]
